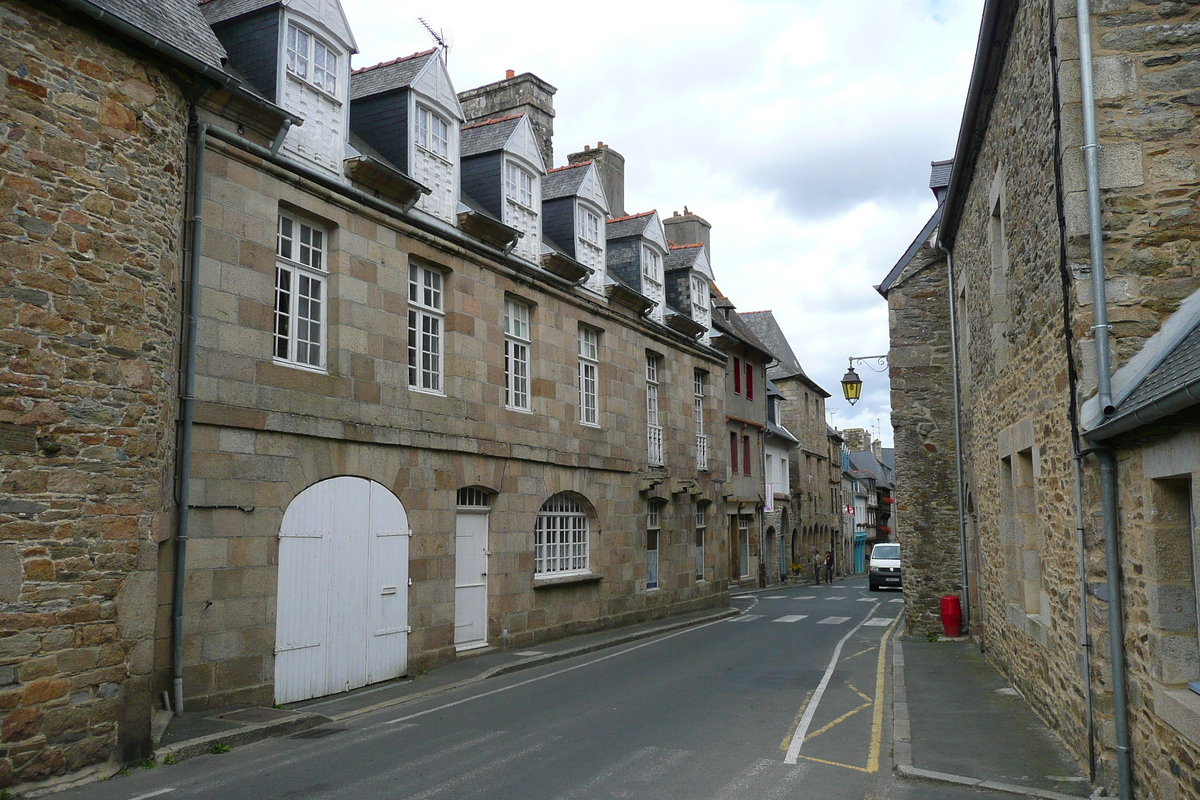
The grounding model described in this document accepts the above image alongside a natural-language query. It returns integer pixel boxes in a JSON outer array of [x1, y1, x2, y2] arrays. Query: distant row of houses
[[0, 0, 891, 789]]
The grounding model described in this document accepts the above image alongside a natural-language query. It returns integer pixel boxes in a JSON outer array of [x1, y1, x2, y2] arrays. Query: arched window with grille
[[535, 494, 589, 577]]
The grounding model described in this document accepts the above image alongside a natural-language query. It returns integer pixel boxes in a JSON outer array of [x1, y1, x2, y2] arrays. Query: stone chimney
[[458, 72, 557, 170], [663, 208, 712, 261], [568, 142, 625, 218]]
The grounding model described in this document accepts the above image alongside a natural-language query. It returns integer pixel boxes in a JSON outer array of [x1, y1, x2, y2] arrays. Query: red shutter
[[746, 362, 754, 400], [733, 357, 741, 395], [730, 431, 739, 474], [743, 435, 751, 476]]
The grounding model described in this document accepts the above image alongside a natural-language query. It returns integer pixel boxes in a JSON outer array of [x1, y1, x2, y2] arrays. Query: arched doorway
[[274, 476, 410, 703]]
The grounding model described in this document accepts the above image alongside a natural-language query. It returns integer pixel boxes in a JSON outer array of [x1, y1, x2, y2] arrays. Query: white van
[[868, 542, 901, 591]]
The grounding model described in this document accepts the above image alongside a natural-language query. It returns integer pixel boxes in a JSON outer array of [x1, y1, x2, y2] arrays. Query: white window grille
[[504, 162, 535, 208], [407, 263, 444, 393], [646, 355, 663, 466], [274, 212, 326, 369], [642, 245, 664, 313], [535, 494, 588, 576], [286, 23, 337, 95], [505, 299, 531, 411], [578, 327, 599, 426], [694, 370, 708, 471], [647, 501, 661, 590], [457, 487, 491, 508], [415, 106, 450, 159], [695, 503, 707, 580], [690, 274, 709, 324]]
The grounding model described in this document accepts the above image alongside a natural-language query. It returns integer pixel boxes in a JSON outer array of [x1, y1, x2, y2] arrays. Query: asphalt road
[[54, 578, 1017, 800]]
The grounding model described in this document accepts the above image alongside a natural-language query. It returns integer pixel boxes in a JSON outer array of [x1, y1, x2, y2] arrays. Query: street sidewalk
[[892, 637, 1094, 800], [152, 605, 738, 765]]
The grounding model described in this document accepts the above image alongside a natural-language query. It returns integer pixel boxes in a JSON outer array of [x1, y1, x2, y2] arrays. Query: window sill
[[533, 572, 602, 589], [1155, 683, 1200, 750], [272, 357, 327, 375], [409, 386, 446, 397]]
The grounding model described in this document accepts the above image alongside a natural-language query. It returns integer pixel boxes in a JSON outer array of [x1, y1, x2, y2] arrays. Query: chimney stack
[[458, 72, 557, 170], [568, 142, 625, 218], [663, 208, 712, 262]]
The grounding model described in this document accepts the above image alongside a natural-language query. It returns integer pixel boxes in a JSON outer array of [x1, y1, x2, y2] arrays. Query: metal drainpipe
[[172, 120, 208, 714], [1076, 0, 1132, 796], [941, 244, 971, 634]]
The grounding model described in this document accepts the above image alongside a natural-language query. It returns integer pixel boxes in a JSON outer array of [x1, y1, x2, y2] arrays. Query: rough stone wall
[[0, 1, 187, 784], [885, 243, 962, 636], [775, 377, 831, 560], [949, 0, 1090, 777], [167, 137, 728, 709]]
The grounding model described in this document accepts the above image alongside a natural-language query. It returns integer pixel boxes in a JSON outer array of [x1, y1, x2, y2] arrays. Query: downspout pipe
[[940, 244, 971, 634], [1076, 1, 1132, 796], [173, 120, 208, 714]]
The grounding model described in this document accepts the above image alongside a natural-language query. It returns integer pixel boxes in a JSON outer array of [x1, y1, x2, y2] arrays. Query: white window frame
[[504, 161, 535, 209], [695, 503, 707, 581], [408, 262, 444, 394], [690, 274, 709, 321], [286, 22, 338, 96], [580, 208, 601, 245], [578, 327, 599, 427], [646, 355, 663, 466], [642, 244, 663, 303], [415, 105, 450, 160], [694, 370, 708, 471], [505, 298, 531, 412], [535, 494, 589, 577], [646, 501, 661, 591], [274, 212, 327, 371]]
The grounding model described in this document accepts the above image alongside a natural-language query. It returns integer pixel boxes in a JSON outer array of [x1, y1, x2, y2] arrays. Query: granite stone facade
[[0, 0, 190, 784]]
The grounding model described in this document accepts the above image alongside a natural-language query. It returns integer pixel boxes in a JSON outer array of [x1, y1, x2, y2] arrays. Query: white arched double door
[[274, 477, 409, 704]]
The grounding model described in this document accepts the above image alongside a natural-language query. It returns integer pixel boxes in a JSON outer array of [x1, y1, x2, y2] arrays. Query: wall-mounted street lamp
[[841, 355, 889, 405]]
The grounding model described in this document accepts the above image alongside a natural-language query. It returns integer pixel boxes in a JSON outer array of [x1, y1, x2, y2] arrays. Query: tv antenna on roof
[[417, 18, 452, 62]]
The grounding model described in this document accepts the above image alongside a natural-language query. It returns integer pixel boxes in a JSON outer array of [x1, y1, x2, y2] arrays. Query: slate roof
[[1089, 320, 1200, 439], [739, 310, 830, 394], [92, 0, 227, 72], [460, 114, 524, 158], [199, 0, 273, 26], [664, 244, 703, 272], [929, 159, 953, 190], [710, 300, 776, 362], [606, 211, 656, 240], [766, 419, 800, 445], [543, 162, 590, 201], [877, 204, 942, 297], [350, 49, 437, 100]]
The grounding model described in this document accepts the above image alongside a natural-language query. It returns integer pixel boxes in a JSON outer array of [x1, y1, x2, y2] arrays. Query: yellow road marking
[[803, 700, 871, 741], [779, 690, 815, 752], [844, 646, 877, 662], [866, 615, 901, 773], [796, 754, 872, 773], [846, 683, 872, 703]]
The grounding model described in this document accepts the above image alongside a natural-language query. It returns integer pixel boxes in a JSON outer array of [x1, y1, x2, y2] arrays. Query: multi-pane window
[[415, 106, 450, 159], [578, 327, 599, 426], [642, 245, 663, 297], [274, 212, 326, 369], [407, 263, 444, 393], [504, 298, 531, 411], [505, 163, 535, 208], [646, 502, 660, 590], [694, 503, 707, 580], [646, 355, 663, 466], [535, 494, 588, 576], [286, 23, 337, 94], [581, 209, 601, 244], [690, 274, 708, 322], [694, 370, 708, 471]]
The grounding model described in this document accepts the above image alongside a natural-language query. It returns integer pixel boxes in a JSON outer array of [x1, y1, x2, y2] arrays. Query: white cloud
[[341, 0, 986, 447]]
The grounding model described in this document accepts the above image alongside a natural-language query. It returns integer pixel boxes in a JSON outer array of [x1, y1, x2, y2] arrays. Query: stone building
[[0, 0, 778, 788], [885, 0, 1200, 796]]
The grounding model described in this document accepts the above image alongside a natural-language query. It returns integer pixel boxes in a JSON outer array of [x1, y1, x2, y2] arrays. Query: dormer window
[[642, 244, 665, 320], [690, 274, 709, 321], [581, 209, 601, 245], [505, 162, 535, 209], [286, 23, 338, 95], [416, 106, 450, 159]]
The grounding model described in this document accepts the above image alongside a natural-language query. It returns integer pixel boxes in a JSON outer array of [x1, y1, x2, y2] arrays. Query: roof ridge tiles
[[352, 49, 438, 75], [547, 161, 591, 173], [605, 210, 655, 224], [668, 243, 703, 250], [461, 112, 526, 130]]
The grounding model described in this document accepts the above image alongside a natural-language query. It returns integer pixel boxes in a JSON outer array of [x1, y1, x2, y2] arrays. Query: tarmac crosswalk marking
[[818, 616, 851, 625], [797, 595, 816, 600], [763, 596, 788, 599], [826, 596, 847, 600], [862, 618, 895, 626], [728, 614, 764, 623], [889, 598, 904, 603], [857, 598, 875, 602], [773, 615, 808, 623]]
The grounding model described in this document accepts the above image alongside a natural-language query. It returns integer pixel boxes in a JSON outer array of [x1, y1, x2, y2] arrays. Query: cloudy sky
[[341, 0, 986, 447]]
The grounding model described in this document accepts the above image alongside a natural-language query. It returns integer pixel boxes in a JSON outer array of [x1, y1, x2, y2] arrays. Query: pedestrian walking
[[824, 550, 833, 584], [811, 549, 821, 585]]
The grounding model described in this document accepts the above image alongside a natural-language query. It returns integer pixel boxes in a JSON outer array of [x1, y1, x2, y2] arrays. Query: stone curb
[[152, 711, 329, 766], [890, 640, 1087, 800], [329, 606, 741, 722]]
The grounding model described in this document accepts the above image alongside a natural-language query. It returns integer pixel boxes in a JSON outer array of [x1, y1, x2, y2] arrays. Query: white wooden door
[[275, 477, 409, 704], [454, 509, 488, 651]]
